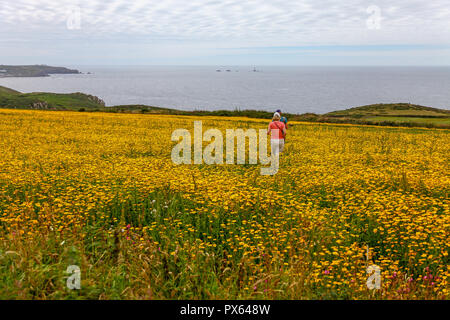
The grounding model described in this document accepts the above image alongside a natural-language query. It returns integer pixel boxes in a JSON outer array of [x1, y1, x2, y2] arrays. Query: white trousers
[[271, 139, 285, 155]]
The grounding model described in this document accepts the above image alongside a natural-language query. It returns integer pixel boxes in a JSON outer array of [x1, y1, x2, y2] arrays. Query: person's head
[[276, 109, 282, 114], [273, 112, 281, 121]]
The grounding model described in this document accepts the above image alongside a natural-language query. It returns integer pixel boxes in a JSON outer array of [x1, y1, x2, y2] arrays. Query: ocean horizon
[[1, 65, 449, 114]]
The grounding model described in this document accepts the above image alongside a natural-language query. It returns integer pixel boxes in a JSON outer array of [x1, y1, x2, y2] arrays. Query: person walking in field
[[267, 112, 286, 156]]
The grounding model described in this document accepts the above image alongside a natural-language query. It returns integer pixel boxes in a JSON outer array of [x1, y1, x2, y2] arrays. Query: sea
[[0, 66, 449, 114]]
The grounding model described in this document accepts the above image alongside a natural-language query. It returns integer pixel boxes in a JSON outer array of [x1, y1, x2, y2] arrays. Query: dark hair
[[276, 109, 281, 113]]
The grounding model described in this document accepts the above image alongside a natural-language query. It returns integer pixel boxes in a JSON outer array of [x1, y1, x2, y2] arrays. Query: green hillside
[[321, 103, 450, 128], [0, 86, 20, 94], [326, 103, 450, 117], [0, 86, 105, 110]]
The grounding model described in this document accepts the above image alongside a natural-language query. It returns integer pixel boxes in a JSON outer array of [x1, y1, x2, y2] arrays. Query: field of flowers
[[0, 108, 448, 299]]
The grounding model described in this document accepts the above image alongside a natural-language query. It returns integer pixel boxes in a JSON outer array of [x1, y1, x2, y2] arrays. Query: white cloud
[[0, 0, 449, 43], [0, 0, 449, 64]]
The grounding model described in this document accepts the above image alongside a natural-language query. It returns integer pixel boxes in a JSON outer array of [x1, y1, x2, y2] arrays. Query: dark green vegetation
[[0, 65, 80, 77], [0, 85, 449, 128]]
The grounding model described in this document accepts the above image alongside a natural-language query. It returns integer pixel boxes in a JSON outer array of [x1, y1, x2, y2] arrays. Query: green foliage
[[0, 87, 105, 110]]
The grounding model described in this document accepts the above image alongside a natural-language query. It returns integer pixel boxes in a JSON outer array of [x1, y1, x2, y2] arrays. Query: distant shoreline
[[0, 65, 80, 78]]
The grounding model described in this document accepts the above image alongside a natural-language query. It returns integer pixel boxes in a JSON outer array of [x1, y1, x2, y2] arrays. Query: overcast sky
[[1, 0, 449, 65]]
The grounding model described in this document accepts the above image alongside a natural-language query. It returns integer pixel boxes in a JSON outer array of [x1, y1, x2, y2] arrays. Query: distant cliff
[[0, 65, 80, 77]]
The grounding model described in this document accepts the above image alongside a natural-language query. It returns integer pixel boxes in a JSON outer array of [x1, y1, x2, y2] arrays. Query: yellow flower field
[[0, 108, 448, 299]]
